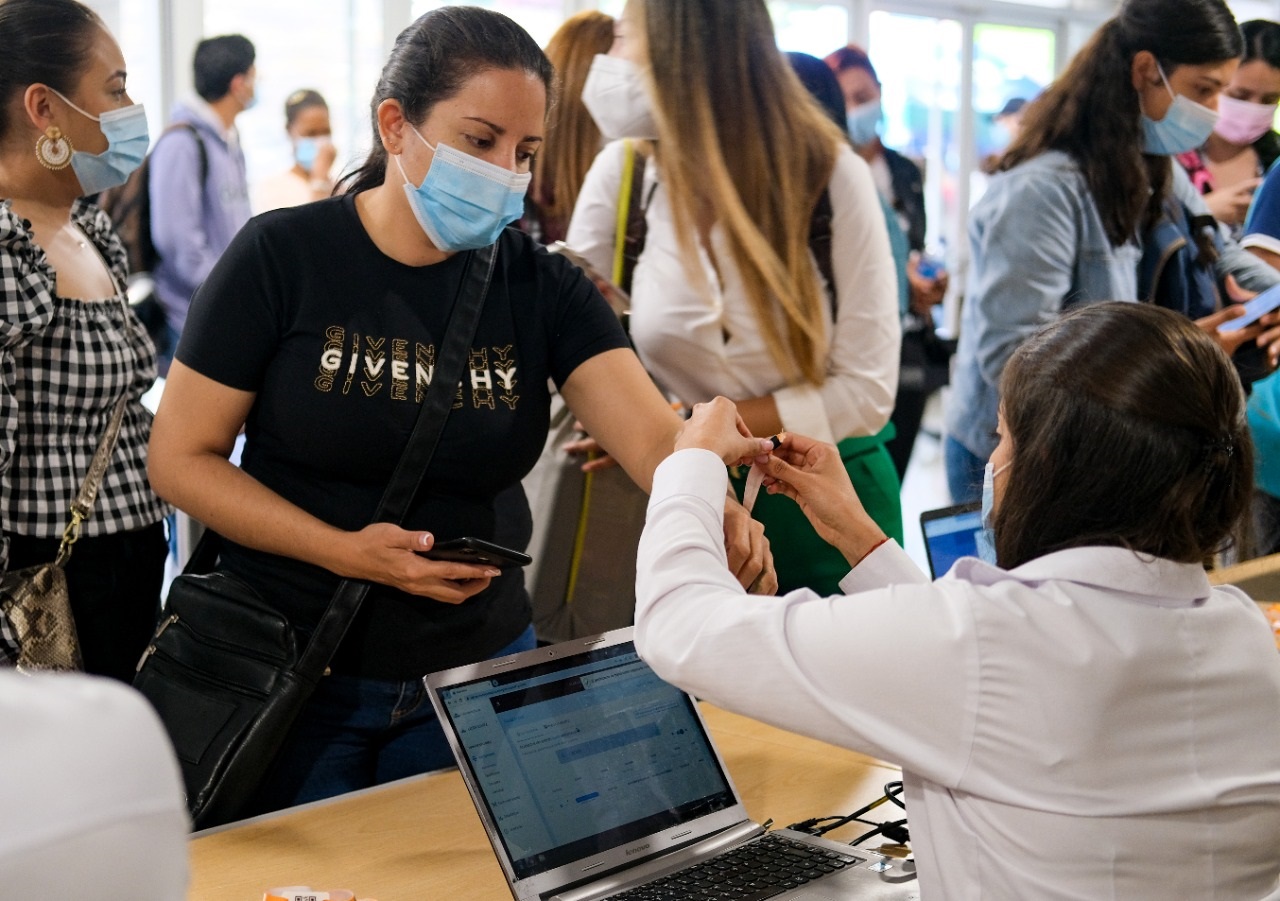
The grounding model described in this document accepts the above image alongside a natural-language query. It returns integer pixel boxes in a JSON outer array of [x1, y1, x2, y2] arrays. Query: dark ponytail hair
[[0, 0, 103, 142], [339, 7, 554, 195], [1241, 19, 1280, 70], [1001, 0, 1242, 247], [995, 302, 1252, 568]]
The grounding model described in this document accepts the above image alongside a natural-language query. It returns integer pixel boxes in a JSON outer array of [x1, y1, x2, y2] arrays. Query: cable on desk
[[786, 781, 909, 844]]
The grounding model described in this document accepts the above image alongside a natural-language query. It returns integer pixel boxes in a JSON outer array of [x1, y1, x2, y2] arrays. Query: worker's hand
[[762, 433, 887, 566]]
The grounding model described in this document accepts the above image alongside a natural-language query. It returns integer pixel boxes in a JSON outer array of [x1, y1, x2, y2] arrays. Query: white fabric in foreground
[[0, 671, 189, 898]]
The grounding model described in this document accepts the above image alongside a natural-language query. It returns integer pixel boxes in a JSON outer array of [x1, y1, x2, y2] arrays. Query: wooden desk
[[188, 705, 902, 901], [1210, 552, 1280, 602]]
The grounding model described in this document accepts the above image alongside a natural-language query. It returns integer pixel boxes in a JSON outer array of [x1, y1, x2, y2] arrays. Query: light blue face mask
[[975, 459, 1011, 565], [846, 99, 882, 147], [395, 125, 531, 252], [295, 136, 328, 169], [52, 89, 149, 195], [1141, 63, 1218, 156]]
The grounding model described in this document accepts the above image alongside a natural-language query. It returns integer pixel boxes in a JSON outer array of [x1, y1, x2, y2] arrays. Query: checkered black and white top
[[0, 199, 169, 574]]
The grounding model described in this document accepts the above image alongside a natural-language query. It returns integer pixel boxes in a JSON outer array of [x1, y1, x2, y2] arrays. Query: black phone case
[[425, 538, 532, 567]]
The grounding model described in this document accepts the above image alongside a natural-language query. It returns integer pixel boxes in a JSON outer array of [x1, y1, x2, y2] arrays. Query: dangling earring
[[35, 126, 73, 170]]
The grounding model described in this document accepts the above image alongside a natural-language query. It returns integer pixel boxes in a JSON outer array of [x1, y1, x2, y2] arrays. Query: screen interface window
[[924, 509, 982, 575], [440, 645, 735, 879]]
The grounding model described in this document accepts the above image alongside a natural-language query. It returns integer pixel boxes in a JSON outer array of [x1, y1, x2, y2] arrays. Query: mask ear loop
[[1137, 59, 1176, 122], [391, 151, 412, 187], [1154, 61, 1177, 102], [392, 121, 437, 189], [48, 87, 102, 123]]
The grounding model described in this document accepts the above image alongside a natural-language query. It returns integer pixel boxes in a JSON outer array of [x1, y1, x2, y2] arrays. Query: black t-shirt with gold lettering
[[178, 193, 629, 679]]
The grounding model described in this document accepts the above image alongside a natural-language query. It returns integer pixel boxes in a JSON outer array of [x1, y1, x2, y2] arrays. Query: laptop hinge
[[547, 820, 766, 901]]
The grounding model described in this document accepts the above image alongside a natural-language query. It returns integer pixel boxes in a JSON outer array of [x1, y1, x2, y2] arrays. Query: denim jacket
[[947, 150, 1280, 460]]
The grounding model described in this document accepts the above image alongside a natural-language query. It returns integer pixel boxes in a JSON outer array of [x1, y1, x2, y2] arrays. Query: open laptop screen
[[920, 502, 982, 578], [435, 641, 736, 880]]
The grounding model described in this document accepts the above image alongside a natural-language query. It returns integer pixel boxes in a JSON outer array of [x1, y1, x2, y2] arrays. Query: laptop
[[425, 628, 918, 901], [919, 502, 982, 578]]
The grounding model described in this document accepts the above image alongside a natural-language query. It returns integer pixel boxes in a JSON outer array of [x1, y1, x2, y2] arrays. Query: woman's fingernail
[[485, 569, 501, 577], [420, 533, 432, 547]]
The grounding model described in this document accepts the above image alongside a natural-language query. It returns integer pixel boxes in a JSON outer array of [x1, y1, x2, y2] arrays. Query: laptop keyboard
[[607, 832, 861, 901]]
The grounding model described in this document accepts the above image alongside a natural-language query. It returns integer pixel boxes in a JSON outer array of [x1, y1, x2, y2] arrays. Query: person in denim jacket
[[946, 0, 1280, 503]]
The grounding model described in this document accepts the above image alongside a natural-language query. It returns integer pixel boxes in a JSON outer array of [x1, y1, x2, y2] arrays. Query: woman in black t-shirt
[[146, 7, 772, 815]]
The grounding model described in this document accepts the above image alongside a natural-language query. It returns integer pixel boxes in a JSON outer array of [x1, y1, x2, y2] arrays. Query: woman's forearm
[[148, 451, 359, 578]]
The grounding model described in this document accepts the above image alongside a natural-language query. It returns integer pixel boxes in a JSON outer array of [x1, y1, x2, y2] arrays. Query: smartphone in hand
[[423, 537, 532, 567], [1219, 283, 1280, 333]]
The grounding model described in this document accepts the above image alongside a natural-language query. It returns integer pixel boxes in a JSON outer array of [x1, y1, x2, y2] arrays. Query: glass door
[[868, 9, 1057, 287], [868, 10, 963, 256]]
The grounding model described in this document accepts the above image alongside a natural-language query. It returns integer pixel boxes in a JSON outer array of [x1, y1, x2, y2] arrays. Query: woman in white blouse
[[635, 301, 1280, 899], [566, 0, 900, 596]]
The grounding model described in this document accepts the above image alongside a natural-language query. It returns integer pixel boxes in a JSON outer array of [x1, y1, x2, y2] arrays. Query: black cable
[[788, 794, 892, 837], [883, 780, 906, 810], [786, 781, 910, 841], [851, 818, 910, 847]]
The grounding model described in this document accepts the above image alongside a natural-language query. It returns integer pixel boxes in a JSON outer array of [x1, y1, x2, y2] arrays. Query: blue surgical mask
[[1141, 63, 1218, 155], [846, 99, 882, 147], [52, 89, 149, 195], [975, 460, 1011, 565], [394, 125, 530, 252], [295, 136, 329, 170]]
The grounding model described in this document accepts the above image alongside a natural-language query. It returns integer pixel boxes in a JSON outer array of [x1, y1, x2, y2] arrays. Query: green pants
[[730, 426, 903, 596]]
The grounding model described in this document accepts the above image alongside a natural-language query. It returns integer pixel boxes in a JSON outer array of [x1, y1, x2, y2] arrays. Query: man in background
[[149, 34, 256, 375]]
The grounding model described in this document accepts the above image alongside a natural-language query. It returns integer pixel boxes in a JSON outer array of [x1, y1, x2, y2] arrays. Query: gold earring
[[35, 125, 73, 170]]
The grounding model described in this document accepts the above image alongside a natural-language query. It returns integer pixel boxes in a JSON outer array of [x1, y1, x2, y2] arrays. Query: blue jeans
[[253, 625, 537, 814], [945, 434, 986, 506]]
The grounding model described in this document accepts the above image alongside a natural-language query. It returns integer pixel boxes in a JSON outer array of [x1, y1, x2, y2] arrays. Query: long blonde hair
[[532, 10, 615, 237], [636, 0, 845, 385]]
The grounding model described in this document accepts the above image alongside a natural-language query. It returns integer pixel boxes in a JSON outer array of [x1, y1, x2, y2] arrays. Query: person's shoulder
[[147, 119, 212, 174], [828, 142, 872, 185], [978, 151, 1084, 213], [497, 226, 575, 283], [248, 194, 350, 242], [1000, 149, 1081, 184], [580, 139, 640, 190], [594, 139, 633, 170], [0, 200, 50, 284], [0, 199, 30, 246], [881, 145, 923, 179]]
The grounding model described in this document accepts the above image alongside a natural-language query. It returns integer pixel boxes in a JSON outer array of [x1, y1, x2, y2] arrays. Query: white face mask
[[580, 54, 660, 141]]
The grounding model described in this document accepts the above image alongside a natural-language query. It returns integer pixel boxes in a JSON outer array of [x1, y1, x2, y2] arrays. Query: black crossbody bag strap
[[296, 241, 498, 680]]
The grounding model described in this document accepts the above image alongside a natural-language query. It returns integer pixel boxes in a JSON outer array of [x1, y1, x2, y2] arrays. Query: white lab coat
[[635, 449, 1280, 900]]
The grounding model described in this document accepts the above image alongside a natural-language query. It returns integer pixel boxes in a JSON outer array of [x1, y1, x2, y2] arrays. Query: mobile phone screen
[[1219, 283, 1280, 333]]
